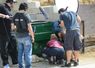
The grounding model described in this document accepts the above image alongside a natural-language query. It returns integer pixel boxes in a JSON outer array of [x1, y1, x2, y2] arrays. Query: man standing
[[58, 8, 81, 67], [12, 2, 34, 68], [0, 0, 17, 68]]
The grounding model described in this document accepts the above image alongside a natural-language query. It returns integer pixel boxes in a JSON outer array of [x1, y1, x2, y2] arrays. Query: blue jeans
[[17, 36, 32, 68]]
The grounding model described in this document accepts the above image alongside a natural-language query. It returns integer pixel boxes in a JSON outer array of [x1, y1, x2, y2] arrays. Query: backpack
[[52, 21, 61, 32], [13, 13, 28, 33]]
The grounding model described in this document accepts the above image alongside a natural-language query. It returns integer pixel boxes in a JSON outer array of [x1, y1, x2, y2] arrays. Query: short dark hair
[[19, 3, 28, 11]]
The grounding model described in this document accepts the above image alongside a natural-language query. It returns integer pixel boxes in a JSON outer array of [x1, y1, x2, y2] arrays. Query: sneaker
[[61, 62, 71, 67], [70, 59, 75, 63], [4, 64, 10, 68], [73, 61, 79, 66], [70, 59, 79, 66]]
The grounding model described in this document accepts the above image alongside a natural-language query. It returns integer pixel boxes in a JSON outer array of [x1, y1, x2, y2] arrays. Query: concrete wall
[[42, 5, 95, 37], [78, 5, 95, 36]]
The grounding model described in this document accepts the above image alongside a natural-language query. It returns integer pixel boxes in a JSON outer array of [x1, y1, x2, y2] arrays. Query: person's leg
[[62, 30, 74, 67], [56, 48, 64, 64], [0, 39, 9, 66], [66, 50, 72, 64], [24, 36, 32, 68], [72, 50, 80, 66], [73, 51, 79, 62], [42, 48, 53, 64], [8, 36, 18, 65], [17, 39, 24, 68], [73, 31, 81, 66]]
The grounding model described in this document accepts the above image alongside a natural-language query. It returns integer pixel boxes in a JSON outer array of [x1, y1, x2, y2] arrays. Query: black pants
[[0, 36, 18, 66]]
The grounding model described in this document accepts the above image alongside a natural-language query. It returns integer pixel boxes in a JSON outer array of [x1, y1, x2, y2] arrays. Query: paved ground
[[32, 52, 95, 68], [32, 60, 95, 68], [0, 53, 95, 68], [0, 47, 95, 68]]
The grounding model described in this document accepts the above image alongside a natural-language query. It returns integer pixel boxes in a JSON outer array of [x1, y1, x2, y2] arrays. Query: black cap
[[6, 0, 17, 3]]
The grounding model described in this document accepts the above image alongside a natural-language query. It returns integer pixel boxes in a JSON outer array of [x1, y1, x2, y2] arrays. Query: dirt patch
[[80, 47, 95, 62]]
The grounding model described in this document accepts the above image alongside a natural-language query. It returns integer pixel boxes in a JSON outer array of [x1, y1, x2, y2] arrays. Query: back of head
[[50, 34, 58, 40], [19, 2, 28, 11]]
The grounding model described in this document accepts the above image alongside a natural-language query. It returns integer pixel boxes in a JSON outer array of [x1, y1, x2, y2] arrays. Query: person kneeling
[[42, 34, 65, 64]]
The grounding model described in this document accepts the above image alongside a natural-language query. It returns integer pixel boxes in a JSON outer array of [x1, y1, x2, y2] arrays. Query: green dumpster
[[32, 21, 53, 57]]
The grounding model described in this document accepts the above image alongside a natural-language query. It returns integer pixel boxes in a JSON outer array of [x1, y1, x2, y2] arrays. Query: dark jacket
[[0, 3, 12, 38]]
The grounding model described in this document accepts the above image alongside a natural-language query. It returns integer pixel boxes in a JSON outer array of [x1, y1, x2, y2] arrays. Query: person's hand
[[59, 21, 64, 28], [32, 37, 35, 43], [5, 15, 10, 19], [3, 15, 10, 19]]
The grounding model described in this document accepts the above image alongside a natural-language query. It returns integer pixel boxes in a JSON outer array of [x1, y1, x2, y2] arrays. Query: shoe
[[48, 57, 54, 64], [48, 56, 57, 64], [70, 59, 79, 66], [61, 62, 71, 67], [73, 61, 79, 66], [56, 60, 63, 64], [4, 64, 10, 68], [70, 59, 75, 63]]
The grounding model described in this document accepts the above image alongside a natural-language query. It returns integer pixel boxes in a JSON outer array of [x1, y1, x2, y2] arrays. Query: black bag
[[13, 13, 28, 33]]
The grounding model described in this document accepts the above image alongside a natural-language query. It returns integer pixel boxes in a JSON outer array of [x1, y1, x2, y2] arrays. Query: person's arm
[[59, 20, 64, 28], [59, 14, 65, 28], [0, 4, 11, 19], [0, 13, 10, 19], [77, 14, 81, 23], [28, 23, 34, 43], [0, 13, 5, 18], [11, 14, 17, 31], [47, 41, 50, 46], [11, 23, 16, 31], [25, 13, 35, 43]]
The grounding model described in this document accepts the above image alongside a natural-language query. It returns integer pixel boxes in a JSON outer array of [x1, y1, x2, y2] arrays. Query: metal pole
[[81, 20, 85, 53]]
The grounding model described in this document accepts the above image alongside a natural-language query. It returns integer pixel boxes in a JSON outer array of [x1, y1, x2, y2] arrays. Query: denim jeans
[[17, 36, 32, 68]]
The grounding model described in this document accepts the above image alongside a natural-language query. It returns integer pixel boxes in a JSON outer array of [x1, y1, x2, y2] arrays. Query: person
[[12, 2, 34, 68], [0, 0, 18, 68], [52, 21, 64, 43], [42, 34, 64, 64], [58, 8, 82, 67]]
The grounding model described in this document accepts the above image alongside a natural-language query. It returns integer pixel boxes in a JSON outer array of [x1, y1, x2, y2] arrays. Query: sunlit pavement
[[32, 59, 95, 68], [0, 56, 95, 68]]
